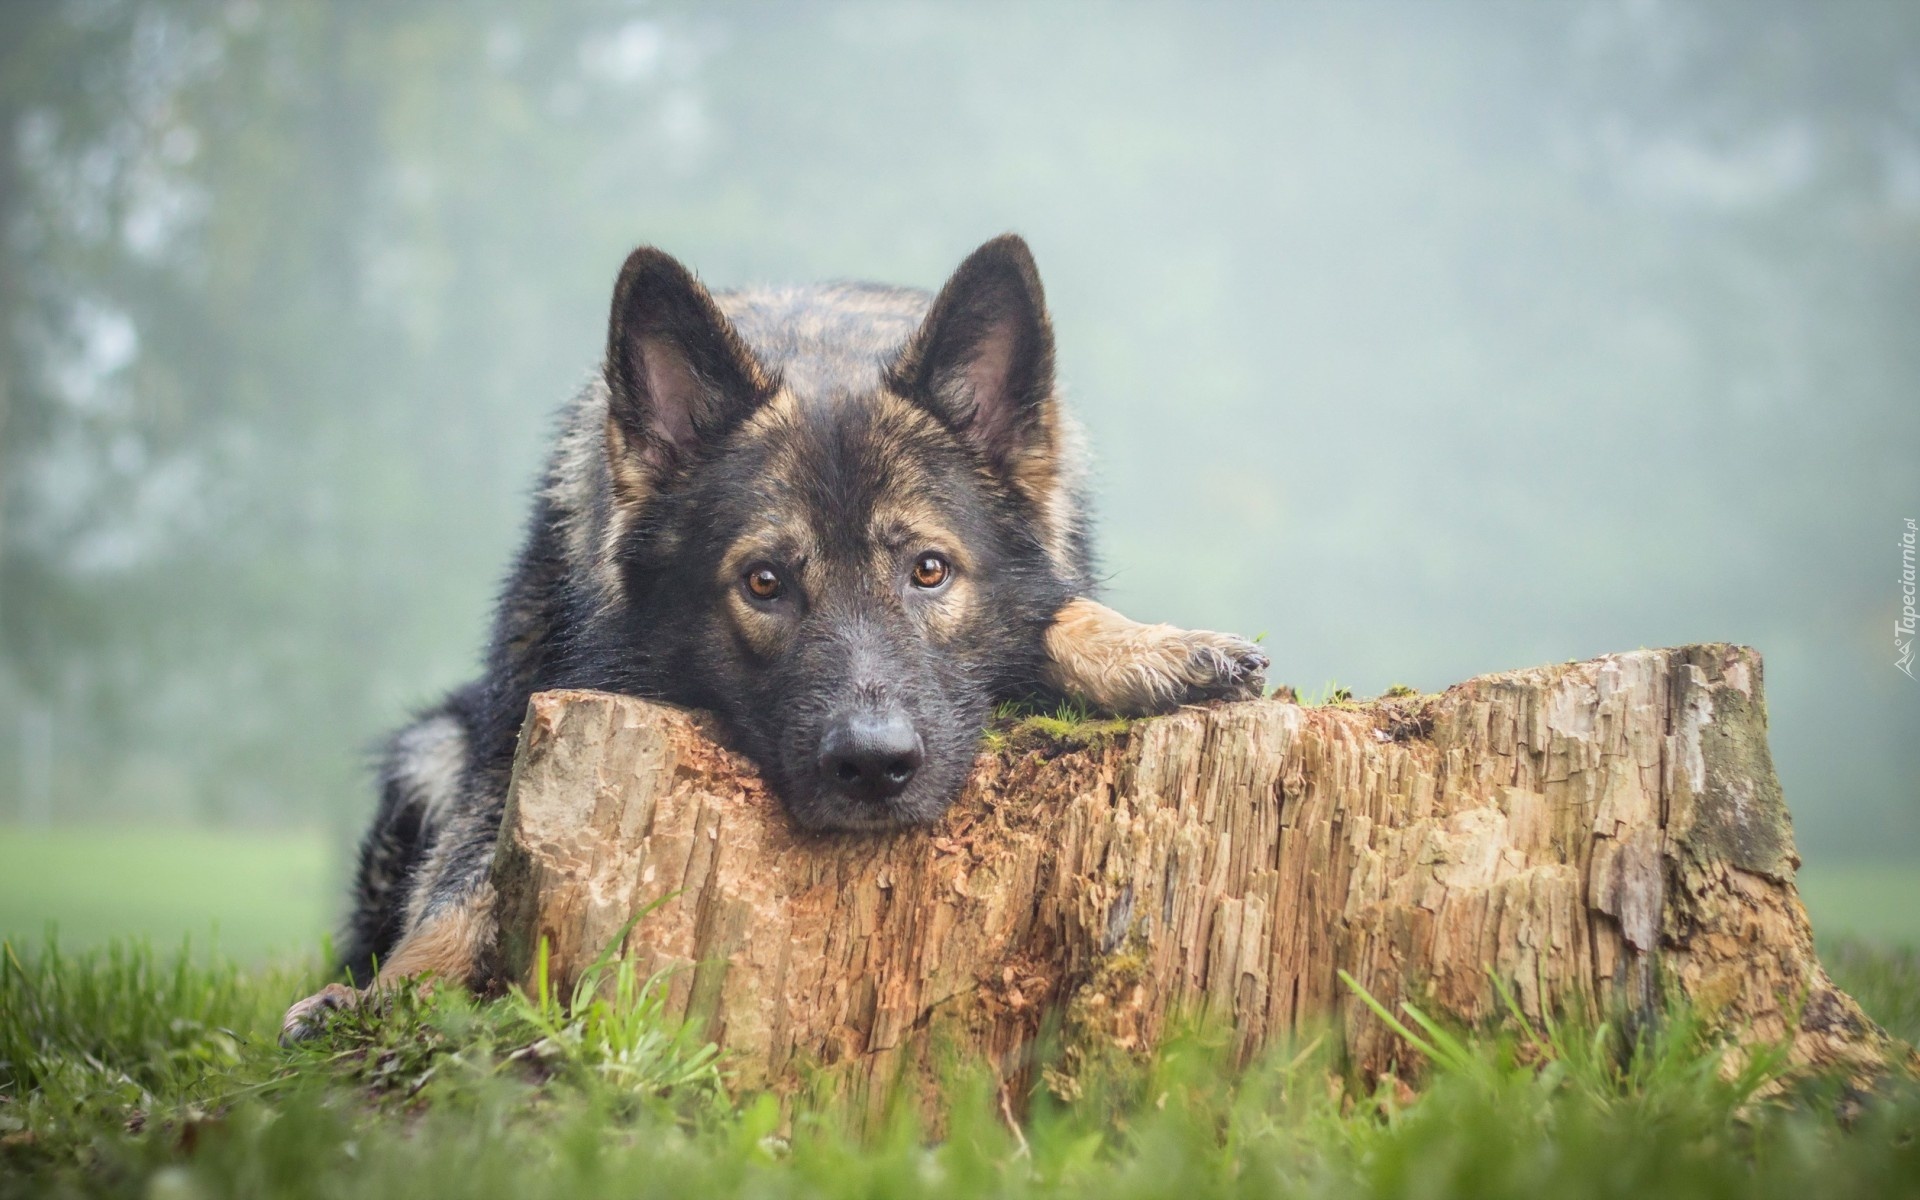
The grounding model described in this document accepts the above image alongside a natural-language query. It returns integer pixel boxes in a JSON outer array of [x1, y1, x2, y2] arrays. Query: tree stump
[[487, 644, 1899, 1114]]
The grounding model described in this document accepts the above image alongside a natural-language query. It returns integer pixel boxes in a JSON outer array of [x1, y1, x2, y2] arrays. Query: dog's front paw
[[279, 982, 361, 1046], [1043, 598, 1272, 716], [1173, 629, 1269, 704]]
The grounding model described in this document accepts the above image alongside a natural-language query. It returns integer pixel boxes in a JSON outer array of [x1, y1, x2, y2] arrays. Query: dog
[[281, 235, 1267, 1042]]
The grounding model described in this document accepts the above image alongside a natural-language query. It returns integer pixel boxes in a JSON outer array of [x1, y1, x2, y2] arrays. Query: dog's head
[[597, 236, 1080, 830]]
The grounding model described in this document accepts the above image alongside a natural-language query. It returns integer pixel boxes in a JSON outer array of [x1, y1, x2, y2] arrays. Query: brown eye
[[910, 552, 951, 590], [744, 565, 784, 601]]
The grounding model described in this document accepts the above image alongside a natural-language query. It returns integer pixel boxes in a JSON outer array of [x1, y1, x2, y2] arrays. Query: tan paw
[[279, 981, 361, 1046], [1043, 598, 1271, 716], [1169, 628, 1269, 705]]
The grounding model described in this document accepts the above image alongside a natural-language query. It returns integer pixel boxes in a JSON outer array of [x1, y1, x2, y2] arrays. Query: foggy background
[[1, 0, 1915, 885]]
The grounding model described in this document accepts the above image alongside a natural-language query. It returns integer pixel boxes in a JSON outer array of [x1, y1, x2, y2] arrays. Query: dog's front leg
[[1041, 597, 1269, 716], [279, 884, 495, 1045]]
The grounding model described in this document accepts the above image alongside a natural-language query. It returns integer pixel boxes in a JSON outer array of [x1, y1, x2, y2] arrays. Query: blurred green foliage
[[0, 828, 327, 961], [0, 1, 1915, 871]]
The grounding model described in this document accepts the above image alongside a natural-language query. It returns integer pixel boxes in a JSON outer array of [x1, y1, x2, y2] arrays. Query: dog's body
[[283, 236, 1266, 1041]]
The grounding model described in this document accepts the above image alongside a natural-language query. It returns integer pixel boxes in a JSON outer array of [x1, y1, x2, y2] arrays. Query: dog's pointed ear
[[888, 234, 1057, 474], [603, 246, 772, 496]]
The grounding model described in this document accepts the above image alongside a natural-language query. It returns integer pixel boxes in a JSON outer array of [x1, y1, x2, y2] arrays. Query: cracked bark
[[487, 644, 1902, 1117]]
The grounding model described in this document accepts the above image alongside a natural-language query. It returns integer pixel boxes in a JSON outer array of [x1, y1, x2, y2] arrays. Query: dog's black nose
[[819, 711, 924, 803]]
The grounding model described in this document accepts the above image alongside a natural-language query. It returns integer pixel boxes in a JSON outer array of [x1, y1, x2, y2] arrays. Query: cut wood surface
[[487, 644, 1903, 1114]]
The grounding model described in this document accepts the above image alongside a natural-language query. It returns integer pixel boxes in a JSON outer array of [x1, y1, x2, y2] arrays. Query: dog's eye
[[744, 565, 785, 601], [910, 553, 951, 590]]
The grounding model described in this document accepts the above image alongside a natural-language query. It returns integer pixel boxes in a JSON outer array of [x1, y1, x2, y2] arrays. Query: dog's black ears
[[889, 234, 1057, 474], [603, 247, 772, 491]]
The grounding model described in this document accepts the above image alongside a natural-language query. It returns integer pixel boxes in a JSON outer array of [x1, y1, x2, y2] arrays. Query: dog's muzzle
[[816, 708, 924, 806]]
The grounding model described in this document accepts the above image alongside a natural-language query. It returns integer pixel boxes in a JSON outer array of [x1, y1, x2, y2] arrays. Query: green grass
[[2, 931, 1918, 1199], [0, 827, 332, 963]]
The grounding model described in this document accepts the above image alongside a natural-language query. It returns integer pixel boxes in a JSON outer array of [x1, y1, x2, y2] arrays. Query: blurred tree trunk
[[0, 1, 51, 562], [490, 644, 1901, 1121]]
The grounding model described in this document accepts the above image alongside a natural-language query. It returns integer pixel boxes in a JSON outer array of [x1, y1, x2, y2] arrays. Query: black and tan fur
[[282, 235, 1266, 1041]]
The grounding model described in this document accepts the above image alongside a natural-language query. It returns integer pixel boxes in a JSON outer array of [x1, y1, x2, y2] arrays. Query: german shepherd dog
[[281, 235, 1267, 1041]]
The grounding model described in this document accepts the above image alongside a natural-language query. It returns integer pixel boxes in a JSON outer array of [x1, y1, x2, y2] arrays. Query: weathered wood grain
[[487, 644, 1899, 1116]]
